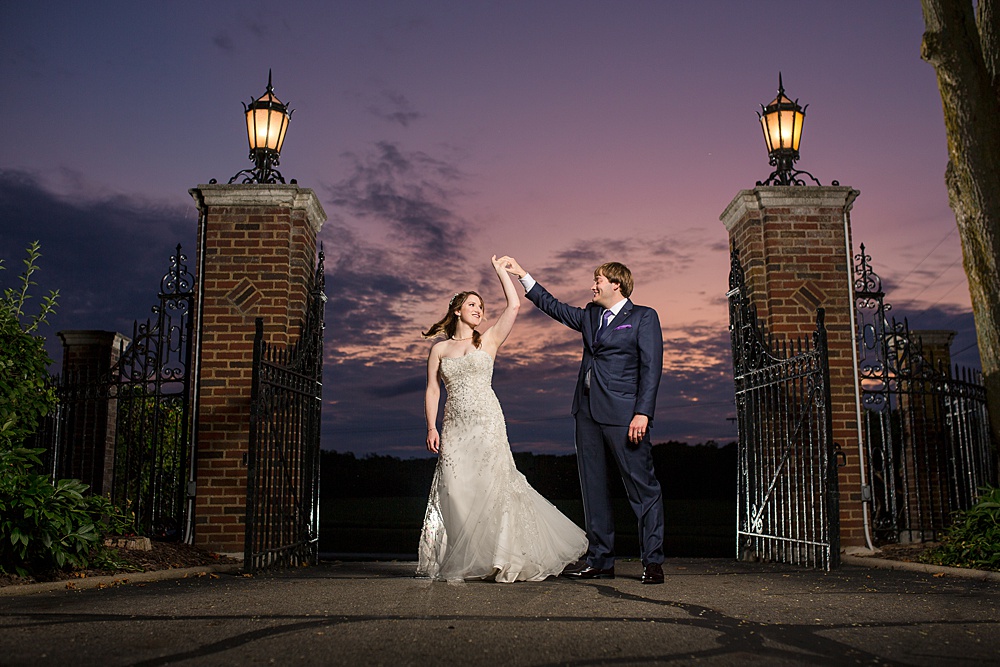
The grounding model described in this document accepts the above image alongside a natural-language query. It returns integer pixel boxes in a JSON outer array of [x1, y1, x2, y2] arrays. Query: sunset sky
[[1, 1, 978, 457]]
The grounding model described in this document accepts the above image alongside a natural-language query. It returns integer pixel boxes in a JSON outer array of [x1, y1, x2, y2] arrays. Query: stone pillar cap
[[189, 183, 327, 233], [910, 329, 957, 345], [720, 185, 861, 231], [58, 330, 132, 347]]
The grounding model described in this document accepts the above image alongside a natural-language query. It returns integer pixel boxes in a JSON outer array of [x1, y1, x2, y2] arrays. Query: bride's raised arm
[[483, 254, 520, 352]]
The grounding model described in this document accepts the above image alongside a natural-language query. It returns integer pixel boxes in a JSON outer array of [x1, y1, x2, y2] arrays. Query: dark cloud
[[212, 32, 234, 51], [367, 91, 423, 128], [328, 141, 466, 256], [321, 220, 420, 345], [318, 141, 480, 454], [318, 141, 474, 354], [365, 374, 426, 399], [321, 356, 427, 457], [528, 233, 702, 296], [0, 169, 196, 358], [245, 20, 270, 40]]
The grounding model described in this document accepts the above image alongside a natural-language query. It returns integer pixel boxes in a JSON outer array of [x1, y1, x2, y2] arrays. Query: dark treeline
[[321, 441, 736, 501]]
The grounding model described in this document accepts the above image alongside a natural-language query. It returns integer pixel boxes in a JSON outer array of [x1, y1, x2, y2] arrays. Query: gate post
[[905, 329, 958, 538], [56, 330, 130, 495], [188, 184, 326, 555], [721, 186, 868, 550]]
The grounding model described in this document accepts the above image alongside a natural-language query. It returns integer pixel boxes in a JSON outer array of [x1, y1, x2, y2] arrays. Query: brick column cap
[[910, 329, 957, 347], [720, 185, 861, 231], [189, 183, 327, 233], [58, 330, 131, 349]]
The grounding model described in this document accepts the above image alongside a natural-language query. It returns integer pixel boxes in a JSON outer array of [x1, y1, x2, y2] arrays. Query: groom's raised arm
[[500, 256, 586, 333]]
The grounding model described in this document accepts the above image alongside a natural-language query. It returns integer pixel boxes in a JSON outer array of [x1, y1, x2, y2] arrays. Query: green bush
[[0, 446, 126, 577], [0, 242, 127, 577], [919, 486, 1000, 572], [0, 241, 59, 447]]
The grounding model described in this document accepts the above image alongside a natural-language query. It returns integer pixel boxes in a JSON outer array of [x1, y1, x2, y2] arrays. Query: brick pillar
[[720, 185, 867, 549], [904, 329, 958, 537], [188, 184, 326, 555], [912, 330, 957, 372], [57, 330, 130, 495]]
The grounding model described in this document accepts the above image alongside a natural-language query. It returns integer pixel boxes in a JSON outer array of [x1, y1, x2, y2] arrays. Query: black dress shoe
[[641, 562, 664, 585], [564, 565, 615, 580]]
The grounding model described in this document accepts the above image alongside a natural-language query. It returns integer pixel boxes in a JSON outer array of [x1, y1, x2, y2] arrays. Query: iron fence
[[854, 244, 996, 543], [35, 245, 194, 538]]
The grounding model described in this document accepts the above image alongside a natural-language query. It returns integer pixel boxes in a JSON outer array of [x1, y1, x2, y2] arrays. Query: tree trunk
[[921, 0, 1000, 455]]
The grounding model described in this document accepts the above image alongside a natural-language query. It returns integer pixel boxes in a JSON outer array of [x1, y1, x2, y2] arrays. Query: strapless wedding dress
[[417, 349, 586, 582]]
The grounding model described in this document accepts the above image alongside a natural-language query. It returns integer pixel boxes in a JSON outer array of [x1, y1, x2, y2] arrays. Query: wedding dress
[[417, 349, 587, 582]]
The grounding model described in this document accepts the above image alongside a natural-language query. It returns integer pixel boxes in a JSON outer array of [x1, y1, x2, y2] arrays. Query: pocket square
[[614, 324, 632, 330]]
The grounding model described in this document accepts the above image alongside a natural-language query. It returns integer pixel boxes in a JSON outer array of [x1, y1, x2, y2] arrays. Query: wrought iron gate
[[728, 251, 840, 570], [854, 244, 995, 543], [39, 245, 194, 537], [245, 251, 326, 574]]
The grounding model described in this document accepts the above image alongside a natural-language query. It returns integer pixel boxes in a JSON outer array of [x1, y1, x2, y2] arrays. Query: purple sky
[[1, 1, 978, 457]]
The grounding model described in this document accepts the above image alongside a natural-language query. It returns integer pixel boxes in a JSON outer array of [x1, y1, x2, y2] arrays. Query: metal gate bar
[[728, 250, 840, 570], [245, 252, 325, 574]]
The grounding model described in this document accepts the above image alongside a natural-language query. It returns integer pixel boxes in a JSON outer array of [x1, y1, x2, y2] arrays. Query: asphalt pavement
[[1, 557, 998, 666]]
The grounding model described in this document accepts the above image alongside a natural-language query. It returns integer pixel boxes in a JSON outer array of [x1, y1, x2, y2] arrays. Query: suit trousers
[[574, 398, 665, 570]]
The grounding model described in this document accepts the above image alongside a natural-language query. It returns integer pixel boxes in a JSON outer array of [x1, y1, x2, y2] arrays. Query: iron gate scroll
[[245, 251, 326, 574], [40, 245, 195, 537], [728, 251, 840, 570], [854, 244, 995, 543]]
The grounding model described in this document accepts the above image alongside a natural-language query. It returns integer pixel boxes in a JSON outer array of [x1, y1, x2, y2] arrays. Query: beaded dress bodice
[[417, 349, 586, 582]]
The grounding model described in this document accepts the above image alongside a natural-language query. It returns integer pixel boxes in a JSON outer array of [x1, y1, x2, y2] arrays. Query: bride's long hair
[[422, 291, 484, 349]]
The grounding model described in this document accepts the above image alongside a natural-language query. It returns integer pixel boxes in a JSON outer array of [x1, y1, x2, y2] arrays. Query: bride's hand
[[497, 255, 525, 278], [491, 254, 508, 272], [426, 427, 440, 454]]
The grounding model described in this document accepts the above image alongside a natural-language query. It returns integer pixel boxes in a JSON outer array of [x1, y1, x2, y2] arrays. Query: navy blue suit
[[526, 282, 665, 568]]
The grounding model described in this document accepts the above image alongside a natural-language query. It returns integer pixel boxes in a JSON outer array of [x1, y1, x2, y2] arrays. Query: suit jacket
[[527, 282, 663, 427]]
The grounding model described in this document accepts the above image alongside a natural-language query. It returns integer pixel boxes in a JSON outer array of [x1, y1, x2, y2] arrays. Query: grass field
[[319, 496, 736, 558]]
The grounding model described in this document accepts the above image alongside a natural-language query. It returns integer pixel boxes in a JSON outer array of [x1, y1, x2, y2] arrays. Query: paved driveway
[[2, 558, 998, 666]]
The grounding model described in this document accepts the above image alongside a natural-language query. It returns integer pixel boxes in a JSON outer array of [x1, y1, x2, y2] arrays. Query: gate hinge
[[861, 484, 872, 502], [186, 481, 197, 498]]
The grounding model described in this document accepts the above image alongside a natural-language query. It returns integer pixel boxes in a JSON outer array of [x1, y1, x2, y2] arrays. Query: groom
[[500, 257, 665, 584]]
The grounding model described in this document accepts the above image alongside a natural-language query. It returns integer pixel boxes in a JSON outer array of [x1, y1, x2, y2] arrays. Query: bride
[[417, 255, 587, 582]]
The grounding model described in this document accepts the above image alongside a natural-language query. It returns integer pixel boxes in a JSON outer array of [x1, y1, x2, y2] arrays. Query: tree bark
[[977, 1, 1000, 96], [921, 0, 1000, 454]]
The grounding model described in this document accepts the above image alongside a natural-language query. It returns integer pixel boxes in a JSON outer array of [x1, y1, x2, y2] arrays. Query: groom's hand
[[628, 414, 649, 444], [491, 254, 506, 272], [499, 255, 526, 278]]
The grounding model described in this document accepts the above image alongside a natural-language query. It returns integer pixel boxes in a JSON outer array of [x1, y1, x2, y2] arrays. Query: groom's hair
[[595, 262, 633, 298]]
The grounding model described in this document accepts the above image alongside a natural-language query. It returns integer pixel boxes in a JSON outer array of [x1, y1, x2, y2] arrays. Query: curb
[[842, 554, 1000, 583], [0, 563, 243, 597]]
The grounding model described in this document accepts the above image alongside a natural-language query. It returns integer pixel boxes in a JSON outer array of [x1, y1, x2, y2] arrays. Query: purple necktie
[[594, 309, 613, 343]]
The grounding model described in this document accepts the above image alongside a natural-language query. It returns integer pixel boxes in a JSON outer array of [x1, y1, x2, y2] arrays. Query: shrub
[[0, 243, 127, 577], [0, 446, 126, 577], [0, 241, 59, 448], [919, 486, 1000, 572]]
